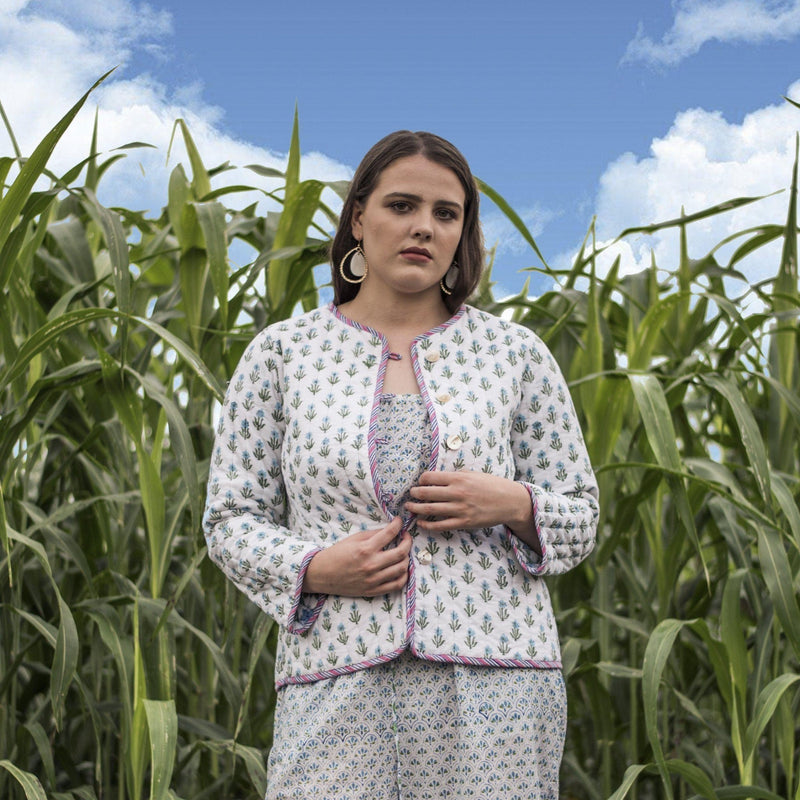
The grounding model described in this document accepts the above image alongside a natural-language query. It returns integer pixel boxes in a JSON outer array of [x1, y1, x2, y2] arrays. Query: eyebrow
[[383, 192, 463, 210]]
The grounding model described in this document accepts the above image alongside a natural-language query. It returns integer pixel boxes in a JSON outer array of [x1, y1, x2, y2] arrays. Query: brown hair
[[330, 131, 484, 312]]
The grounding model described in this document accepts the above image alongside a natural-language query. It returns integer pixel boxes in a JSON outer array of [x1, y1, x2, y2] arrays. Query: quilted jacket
[[203, 303, 599, 688]]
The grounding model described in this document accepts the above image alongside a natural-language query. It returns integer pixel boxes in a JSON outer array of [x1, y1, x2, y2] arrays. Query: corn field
[[1, 78, 799, 800]]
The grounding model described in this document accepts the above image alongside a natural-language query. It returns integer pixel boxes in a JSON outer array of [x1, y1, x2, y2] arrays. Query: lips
[[400, 247, 432, 260]]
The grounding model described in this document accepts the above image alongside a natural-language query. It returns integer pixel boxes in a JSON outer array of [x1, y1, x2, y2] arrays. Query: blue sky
[[2, 0, 800, 295]]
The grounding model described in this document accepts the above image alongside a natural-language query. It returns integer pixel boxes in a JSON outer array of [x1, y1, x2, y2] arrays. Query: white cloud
[[0, 1, 351, 226], [555, 81, 800, 292], [624, 0, 800, 66]]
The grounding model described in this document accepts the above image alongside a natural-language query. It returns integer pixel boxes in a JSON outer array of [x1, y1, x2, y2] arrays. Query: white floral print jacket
[[203, 303, 599, 688]]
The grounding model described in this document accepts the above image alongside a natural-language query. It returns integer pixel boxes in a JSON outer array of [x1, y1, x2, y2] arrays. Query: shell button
[[445, 434, 463, 450], [424, 351, 440, 364], [436, 392, 452, 404], [417, 550, 433, 565]]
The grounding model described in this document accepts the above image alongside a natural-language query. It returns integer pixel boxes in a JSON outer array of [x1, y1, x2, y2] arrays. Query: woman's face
[[351, 154, 465, 303]]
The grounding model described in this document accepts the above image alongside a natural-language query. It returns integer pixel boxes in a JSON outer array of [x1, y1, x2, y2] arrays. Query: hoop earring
[[440, 261, 459, 295], [339, 243, 368, 284]]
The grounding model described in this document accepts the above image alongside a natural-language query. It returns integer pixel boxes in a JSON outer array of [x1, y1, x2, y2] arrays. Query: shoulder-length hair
[[330, 131, 484, 312]]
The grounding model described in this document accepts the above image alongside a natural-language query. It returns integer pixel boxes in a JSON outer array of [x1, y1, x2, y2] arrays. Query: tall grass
[[1, 80, 798, 799]]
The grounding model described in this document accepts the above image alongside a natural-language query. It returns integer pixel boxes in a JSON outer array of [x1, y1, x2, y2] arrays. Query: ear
[[351, 202, 364, 241]]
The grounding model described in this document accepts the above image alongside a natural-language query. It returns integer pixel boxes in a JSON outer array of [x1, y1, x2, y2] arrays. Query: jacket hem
[[275, 646, 562, 689]]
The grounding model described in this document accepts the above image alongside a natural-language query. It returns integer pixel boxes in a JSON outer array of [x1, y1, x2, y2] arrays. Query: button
[[445, 434, 463, 450], [424, 351, 440, 364], [436, 392, 451, 404], [417, 550, 433, 565]]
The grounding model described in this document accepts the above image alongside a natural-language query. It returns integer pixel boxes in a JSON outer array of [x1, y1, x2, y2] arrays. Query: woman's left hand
[[405, 471, 540, 552]]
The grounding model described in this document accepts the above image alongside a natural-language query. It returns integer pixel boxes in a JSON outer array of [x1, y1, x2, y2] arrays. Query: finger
[[406, 500, 460, 518], [417, 470, 457, 487], [415, 516, 464, 533], [394, 529, 413, 554], [364, 558, 409, 593], [379, 533, 412, 563], [371, 517, 403, 551], [408, 484, 453, 502], [374, 515, 402, 538]]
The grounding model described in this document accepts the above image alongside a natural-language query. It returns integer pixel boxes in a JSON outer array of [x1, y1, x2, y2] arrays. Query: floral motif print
[[267, 651, 566, 800], [203, 303, 599, 687]]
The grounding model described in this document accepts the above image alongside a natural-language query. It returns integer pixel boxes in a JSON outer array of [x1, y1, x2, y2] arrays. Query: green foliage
[[1, 80, 798, 799], [486, 151, 799, 797]]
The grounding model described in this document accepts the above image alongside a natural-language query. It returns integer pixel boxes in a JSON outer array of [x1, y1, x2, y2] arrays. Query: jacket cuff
[[506, 483, 547, 575], [286, 548, 327, 634]]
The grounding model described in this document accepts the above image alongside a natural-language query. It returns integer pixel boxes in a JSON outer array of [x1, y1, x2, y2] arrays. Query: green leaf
[[701, 374, 771, 507], [0, 481, 11, 587], [23, 721, 56, 790], [285, 105, 301, 193], [720, 571, 749, 708], [84, 604, 133, 732], [172, 119, 211, 198], [607, 763, 652, 800], [0, 69, 113, 290], [193, 200, 229, 330], [0, 308, 224, 400], [267, 179, 324, 315], [0, 761, 48, 800], [665, 759, 718, 800], [770, 472, 800, 552], [628, 293, 688, 371], [132, 368, 202, 540], [642, 618, 695, 799], [234, 612, 275, 739], [50, 592, 79, 731], [47, 215, 95, 283], [757, 527, 800, 659], [595, 661, 643, 679], [475, 176, 550, 270], [83, 187, 131, 315], [629, 373, 707, 582], [613, 191, 780, 241], [245, 163, 285, 179], [742, 673, 800, 776], [167, 164, 202, 252], [198, 740, 268, 796], [143, 699, 178, 800]]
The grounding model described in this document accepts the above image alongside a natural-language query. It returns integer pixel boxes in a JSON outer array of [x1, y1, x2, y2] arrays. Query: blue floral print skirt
[[266, 651, 567, 799], [266, 395, 567, 798]]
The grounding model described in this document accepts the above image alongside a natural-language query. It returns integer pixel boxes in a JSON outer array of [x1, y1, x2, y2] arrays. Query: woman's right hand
[[302, 517, 411, 597]]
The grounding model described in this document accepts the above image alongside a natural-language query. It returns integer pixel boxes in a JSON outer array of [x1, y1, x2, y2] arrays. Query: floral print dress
[[265, 394, 567, 800]]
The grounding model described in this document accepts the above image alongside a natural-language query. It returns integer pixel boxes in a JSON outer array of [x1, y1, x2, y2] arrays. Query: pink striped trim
[[285, 548, 326, 634], [409, 340, 440, 478], [276, 646, 408, 688], [410, 647, 561, 670], [276, 648, 562, 688]]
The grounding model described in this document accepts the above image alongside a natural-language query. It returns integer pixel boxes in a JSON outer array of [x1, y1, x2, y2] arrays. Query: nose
[[411, 213, 433, 240]]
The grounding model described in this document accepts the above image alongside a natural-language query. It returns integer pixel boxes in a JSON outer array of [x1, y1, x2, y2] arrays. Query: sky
[[1, 0, 800, 297]]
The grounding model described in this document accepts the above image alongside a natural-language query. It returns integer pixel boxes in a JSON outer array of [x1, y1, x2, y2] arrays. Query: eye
[[435, 207, 457, 220], [390, 201, 411, 212]]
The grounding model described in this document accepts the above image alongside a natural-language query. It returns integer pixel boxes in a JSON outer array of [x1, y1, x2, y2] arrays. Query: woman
[[203, 131, 599, 799]]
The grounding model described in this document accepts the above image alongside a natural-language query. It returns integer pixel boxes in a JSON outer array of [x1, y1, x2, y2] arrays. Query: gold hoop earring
[[440, 261, 459, 295], [339, 243, 368, 284]]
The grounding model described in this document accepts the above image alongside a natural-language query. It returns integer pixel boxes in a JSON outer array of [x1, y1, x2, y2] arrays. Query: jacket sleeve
[[202, 330, 326, 633], [507, 329, 599, 576]]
